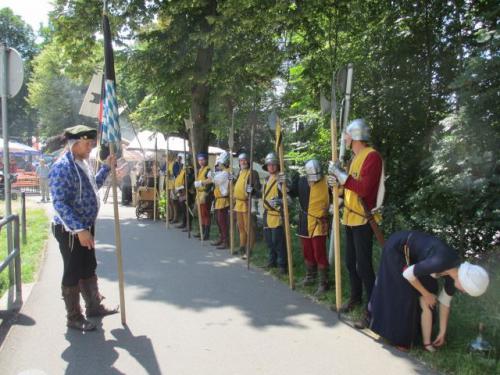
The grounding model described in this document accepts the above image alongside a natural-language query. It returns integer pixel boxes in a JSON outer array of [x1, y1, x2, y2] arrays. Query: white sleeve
[[402, 265, 416, 281], [438, 288, 453, 307]]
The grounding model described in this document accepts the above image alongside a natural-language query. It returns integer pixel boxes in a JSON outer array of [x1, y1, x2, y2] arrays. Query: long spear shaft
[[165, 134, 170, 229], [246, 122, 255, 270], [277, 117, 295, 289], [229, 109, 235, 255], [187, 113, 204, 245], [153, 136, 157, 221], [329, 69, 342, 314], [183, 135, 190, 238]]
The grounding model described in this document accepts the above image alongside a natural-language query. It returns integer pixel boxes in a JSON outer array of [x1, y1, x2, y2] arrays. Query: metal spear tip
[[320, 91, 331, 115], [184, 117, 193, 130], [268, 111, 278, 131]]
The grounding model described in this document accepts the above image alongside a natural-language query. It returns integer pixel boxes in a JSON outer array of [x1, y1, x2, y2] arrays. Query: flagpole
[[110, 143, 127, 325], [102, 1, 126, 324]]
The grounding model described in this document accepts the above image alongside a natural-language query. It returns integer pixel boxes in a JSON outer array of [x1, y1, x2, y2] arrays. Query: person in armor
[[164, 152, 178, 223], [289, 159, 331, 296], [174, 153, 195, 231], [328, 118, 383, 320], [193, 152, 213, 240], [170, 153, 183, 223], [208, 151, 231, 249], [49, 125, 118, 331], [261, 152, 287, 274], [232, 152, 261, 257]]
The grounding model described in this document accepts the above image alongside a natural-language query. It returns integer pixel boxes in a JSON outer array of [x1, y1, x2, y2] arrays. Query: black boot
[[79, 276, 119, 318], [202, 225, 210, 241], [299, 264, 317, 287], [62, 285, 95, 331], [314, 268, 330, 297]]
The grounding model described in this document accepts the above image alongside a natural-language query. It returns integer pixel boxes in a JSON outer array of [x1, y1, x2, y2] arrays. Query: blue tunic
[[49, 151, 110, 232]]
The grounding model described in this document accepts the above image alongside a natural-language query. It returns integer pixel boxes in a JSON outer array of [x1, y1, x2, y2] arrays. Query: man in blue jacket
[[49, 125, 118, 331]]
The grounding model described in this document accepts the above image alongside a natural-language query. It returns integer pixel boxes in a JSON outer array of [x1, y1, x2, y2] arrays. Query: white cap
[[458, 262, 489, 297]]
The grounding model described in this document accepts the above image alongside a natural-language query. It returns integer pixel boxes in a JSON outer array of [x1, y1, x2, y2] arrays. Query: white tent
[[127, 131, 224, 155], [127, 130, 167, 151], [0, 138, 41, 156]]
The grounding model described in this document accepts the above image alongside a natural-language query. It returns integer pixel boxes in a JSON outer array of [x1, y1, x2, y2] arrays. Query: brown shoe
[[62, 285, 96, 331], [79, 276, 119, 318], [339, 299, 362, 314]]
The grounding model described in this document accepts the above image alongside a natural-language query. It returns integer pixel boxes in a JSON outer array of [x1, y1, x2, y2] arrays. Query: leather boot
[[79, 276, 119, 318], [211, 238, 223, 246], [203, 225, 210, 241], [216, 241, 228, 250], [314, 268, 330, 297], [299, 264, 317, 287], [62, 285, 95, 331], [338, 298, 362, 313]]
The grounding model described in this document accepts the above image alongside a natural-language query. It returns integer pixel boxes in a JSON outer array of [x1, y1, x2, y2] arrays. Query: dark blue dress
[[369, 231, 460, 347]]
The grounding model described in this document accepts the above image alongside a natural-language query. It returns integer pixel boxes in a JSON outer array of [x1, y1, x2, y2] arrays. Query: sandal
[[423, 343, 436, 353]]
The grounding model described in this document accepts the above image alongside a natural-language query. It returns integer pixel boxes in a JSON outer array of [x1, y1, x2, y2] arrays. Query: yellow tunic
[[306, 177, 329, 237], [214, 167, 230, 209], [167, 161, 175, 189], [263, 174, 281, 228], [174, 168, 185, 191], [343, 146, 376, 226], [196, 165, 210, 204], [234, 169, 250, 213]]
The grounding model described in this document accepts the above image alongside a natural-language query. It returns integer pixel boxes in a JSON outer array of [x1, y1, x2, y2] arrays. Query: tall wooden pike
[[271, 113, 295, 289], [183, 133, 191, 238], [326, 64, 354, 313], [153, 136, 158, 221], [185, 112, 204, 245], [165, 134, 170, 229], [245, 115, 256, 269], [228, 109, 235, 255]]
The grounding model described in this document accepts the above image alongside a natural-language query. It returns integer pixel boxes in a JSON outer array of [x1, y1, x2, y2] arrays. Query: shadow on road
[[95, 215, 337, 330], [62, 322, 161, 375]]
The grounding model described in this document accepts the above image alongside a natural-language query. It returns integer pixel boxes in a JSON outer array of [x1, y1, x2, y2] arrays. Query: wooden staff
[[275, 116, 295, 289], [153, 135, 158, 221], [165, 134, 170, 229], [228, 109, 235, 254], [183, 134, 191, 238], [246, 121, 255, 269], [185, 114, 204, 245], [109, 143, 126, 324]]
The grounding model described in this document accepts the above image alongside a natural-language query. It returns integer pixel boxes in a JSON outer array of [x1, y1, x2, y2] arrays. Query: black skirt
[[369, 237, 438, 347]]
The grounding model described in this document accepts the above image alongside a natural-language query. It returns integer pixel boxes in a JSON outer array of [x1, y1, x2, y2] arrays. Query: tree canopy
[[19, 0, 500, 255]]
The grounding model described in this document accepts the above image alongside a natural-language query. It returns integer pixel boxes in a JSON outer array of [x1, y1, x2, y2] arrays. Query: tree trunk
[[190, 0, 217, 156]]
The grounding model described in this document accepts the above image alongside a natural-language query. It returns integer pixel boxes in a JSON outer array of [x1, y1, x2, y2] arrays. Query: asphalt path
[[0, 200, 434, 375]]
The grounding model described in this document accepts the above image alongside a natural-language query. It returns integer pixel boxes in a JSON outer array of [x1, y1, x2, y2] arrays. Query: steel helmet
[[305, 159, 322, 182], [216, 151, 230, 167], [238, 152, 249, 161], [262, 152, 279, 172], [346, 118, 370, 141]]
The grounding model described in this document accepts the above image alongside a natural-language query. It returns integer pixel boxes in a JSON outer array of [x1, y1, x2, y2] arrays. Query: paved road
[[0, 201, 433, 375]]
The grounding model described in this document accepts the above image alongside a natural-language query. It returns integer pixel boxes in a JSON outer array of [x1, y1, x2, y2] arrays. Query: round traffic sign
[[7, 48, 24, 97]]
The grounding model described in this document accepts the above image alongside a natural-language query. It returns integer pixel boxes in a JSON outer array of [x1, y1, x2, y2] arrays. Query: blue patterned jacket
[[49, 151, 110, 232]]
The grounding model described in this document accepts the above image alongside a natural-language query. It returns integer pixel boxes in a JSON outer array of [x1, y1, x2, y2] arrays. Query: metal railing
[[0, 214, 22, 310]]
